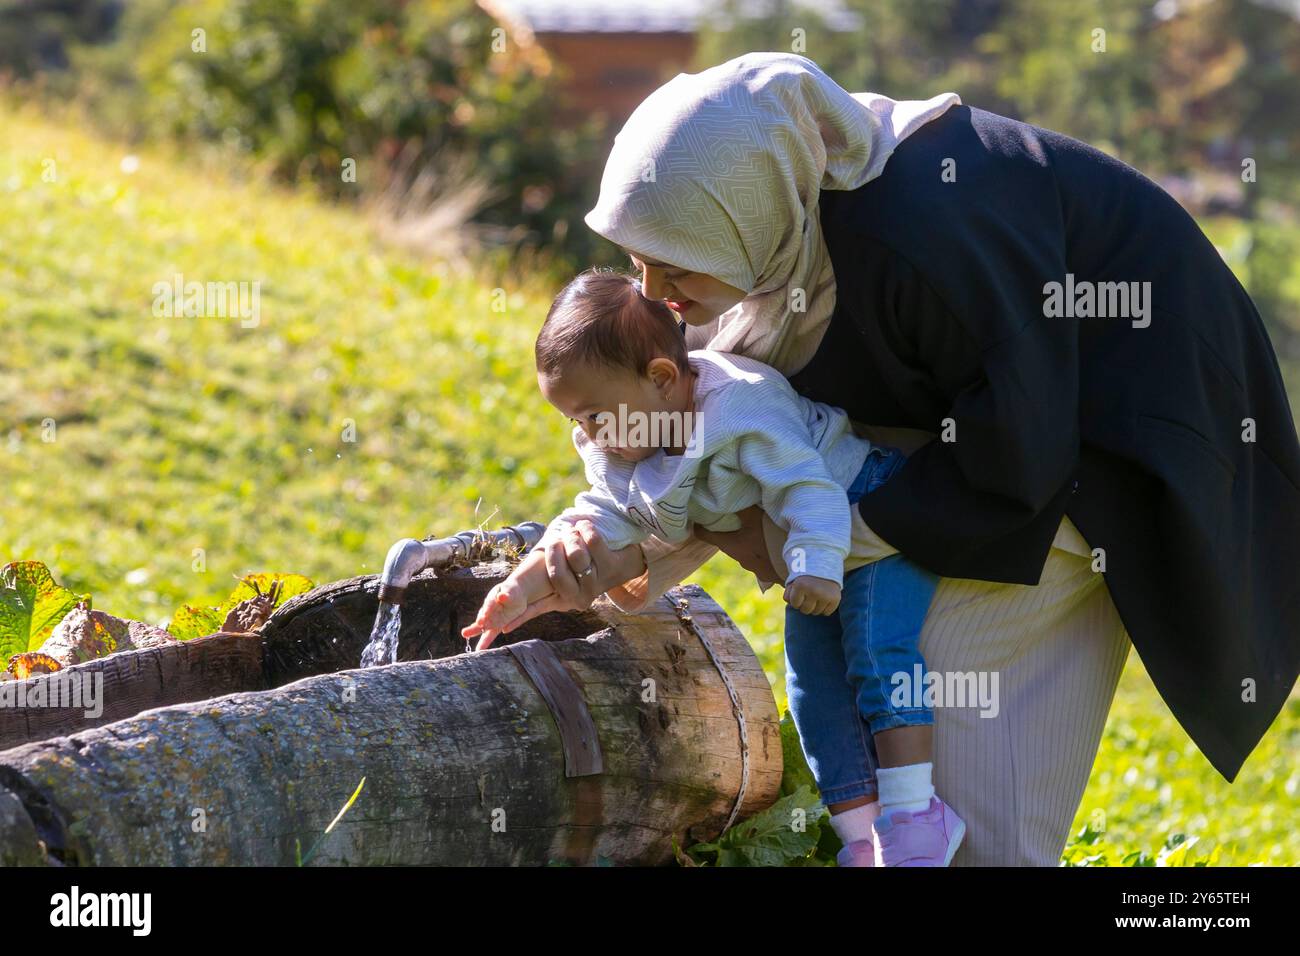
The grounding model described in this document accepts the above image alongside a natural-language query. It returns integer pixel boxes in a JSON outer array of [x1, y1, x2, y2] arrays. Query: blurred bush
[[698, 0, 1300, 339], [0, 0, 121, 75], [62, 0, 606, 266], [1241, 220, 1300, 349], [701, 0, 1300, 210]]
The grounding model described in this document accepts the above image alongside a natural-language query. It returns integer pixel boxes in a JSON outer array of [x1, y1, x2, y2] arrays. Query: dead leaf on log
[[18, 600, 178, 671], [220, 579, 282, 634], [170, 573, 313, 640]]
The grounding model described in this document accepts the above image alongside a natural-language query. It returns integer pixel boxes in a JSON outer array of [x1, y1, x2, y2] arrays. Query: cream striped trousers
[[842, 426, 1134, 866], [922, 514, 1132, 865]]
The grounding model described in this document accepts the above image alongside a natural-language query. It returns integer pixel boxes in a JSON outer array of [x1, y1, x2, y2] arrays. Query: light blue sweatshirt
[[546, 350, 877, 586]]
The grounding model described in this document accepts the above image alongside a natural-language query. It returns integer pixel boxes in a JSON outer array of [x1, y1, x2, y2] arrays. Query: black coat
[[786, 105, 1300, 782]]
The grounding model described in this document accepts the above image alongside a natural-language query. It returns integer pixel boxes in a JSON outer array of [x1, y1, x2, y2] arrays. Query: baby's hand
[[461, 576, 529, 651], [783, 575, 841, 616]]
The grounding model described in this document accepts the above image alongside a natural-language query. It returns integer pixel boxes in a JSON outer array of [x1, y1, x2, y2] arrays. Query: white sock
[[876, 762, 934, 817], [829, 800, 881, 845]]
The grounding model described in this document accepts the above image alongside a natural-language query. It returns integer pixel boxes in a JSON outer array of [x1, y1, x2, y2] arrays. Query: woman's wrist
[[603, 542, 652, 613], [597, 540, 648, 592], [529, 523, 648, 610]]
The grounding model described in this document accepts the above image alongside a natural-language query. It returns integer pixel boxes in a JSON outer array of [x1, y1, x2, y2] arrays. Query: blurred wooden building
[[478, 0, 861, 134]]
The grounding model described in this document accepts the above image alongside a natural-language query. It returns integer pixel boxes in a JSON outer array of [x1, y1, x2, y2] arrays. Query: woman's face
[[625, 248, 748, 326]]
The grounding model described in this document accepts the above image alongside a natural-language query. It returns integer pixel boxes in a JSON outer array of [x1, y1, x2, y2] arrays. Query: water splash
[[360, 601, 402, 668]]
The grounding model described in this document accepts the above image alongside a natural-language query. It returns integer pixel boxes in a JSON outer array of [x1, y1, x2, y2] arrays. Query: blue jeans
[[783, 446, 940, 804]]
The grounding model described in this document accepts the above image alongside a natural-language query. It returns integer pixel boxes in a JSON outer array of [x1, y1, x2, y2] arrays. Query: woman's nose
[[640, 265, 667, 300]]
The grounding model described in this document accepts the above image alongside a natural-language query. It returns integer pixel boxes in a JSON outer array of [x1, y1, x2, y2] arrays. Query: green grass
[[1, 102, 1295, 864]]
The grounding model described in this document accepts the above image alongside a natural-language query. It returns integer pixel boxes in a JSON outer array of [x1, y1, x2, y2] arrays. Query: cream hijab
[[584, 53, 960, 378]]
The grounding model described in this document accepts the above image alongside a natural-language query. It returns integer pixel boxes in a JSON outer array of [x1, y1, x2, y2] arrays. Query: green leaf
[[167, 604, 225, 641], [1072, 821, 1105, 846], [683, 785, 825, 867], [0, 562, 87, 658], [778, 707, 817, 798], [1157, 834, 1199, 867], [813, 810, 844, 862]]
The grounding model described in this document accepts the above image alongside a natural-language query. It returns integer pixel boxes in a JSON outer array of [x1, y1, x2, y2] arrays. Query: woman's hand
[[466, 518, 647, 650], [693, 505, 780, 582]]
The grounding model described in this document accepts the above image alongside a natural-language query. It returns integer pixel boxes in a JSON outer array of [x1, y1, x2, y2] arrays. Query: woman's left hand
[[471, 518, 647, 647]]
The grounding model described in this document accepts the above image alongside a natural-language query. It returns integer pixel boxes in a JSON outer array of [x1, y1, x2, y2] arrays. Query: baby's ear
[[646, 356, 681, 390]]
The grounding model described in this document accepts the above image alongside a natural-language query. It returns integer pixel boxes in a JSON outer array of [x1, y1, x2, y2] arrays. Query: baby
[[461, 268, 965, 866]]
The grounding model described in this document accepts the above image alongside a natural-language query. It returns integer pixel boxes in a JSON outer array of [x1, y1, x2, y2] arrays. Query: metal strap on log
[[505, 640, 604, 777], [505, 595, 751, 839], [664, 594, 750, 840]]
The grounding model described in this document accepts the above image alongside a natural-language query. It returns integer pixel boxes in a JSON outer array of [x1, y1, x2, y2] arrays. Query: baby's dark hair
[[535, 268, 689, 379]]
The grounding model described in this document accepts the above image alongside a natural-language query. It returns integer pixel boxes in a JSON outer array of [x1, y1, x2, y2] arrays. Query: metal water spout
[[376, 522, 546, 606]]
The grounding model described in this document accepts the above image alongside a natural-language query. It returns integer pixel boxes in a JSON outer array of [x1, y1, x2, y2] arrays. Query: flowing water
[[359, 601, 402, 668]]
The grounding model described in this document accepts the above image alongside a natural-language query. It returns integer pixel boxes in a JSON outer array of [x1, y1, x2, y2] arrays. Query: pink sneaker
[[831, 800, 882, 867], [871, 796, 966, 866], [835, 838, 876, 867]]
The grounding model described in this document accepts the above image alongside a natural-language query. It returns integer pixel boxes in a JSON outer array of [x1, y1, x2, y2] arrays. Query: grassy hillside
[[1, 101, 1295, 864]]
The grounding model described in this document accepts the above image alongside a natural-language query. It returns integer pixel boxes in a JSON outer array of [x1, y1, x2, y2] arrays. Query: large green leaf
[[0, 562, 87, 659], [778, 707, 818, 798], [685, 785, 826, 867], [168, 572, 314, 640], [777, 707, 842, 862], [164, 604, 226, 642], [677, 712, 837, 866]]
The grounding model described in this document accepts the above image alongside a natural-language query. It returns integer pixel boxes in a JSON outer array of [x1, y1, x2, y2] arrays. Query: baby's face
[[540, 359, 691, 463]]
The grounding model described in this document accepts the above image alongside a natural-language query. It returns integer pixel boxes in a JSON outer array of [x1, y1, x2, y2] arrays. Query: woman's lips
[[667, 299, 693, 313]]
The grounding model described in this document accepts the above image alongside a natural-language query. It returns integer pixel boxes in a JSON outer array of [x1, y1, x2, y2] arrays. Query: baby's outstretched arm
[[460, 550, 554, 650], [463, 425, 649, 649]]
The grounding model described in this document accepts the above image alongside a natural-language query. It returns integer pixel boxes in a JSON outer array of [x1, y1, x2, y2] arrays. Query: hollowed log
[[0, 565, 782, 865], [0, 565, 608, 752]]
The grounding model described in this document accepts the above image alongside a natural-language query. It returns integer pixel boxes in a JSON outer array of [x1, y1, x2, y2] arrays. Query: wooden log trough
[[0, 564, 782, 866]]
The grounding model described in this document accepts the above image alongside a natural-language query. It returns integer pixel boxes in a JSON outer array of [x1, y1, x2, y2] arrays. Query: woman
[[510, 53, 1300, 865]]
